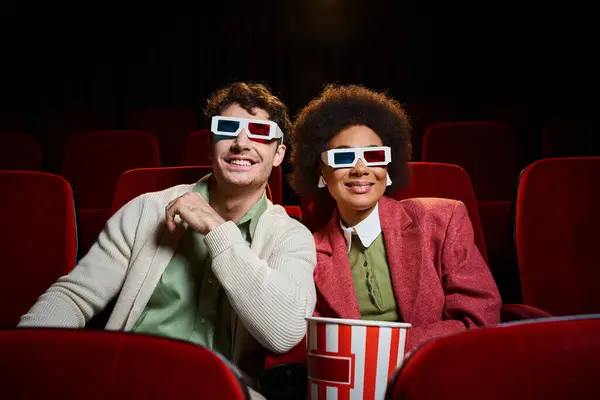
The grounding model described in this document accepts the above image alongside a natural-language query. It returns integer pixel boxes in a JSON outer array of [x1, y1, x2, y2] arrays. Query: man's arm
[[205, 218, 316, 354], [18, 196, 143, 328]]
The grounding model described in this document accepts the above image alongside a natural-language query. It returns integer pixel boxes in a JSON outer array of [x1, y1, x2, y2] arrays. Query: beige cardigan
[[19, 183, 317, 380]]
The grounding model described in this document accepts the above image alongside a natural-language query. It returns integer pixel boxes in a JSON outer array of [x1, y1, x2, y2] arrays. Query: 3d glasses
[[211, 116, 284, 142], [321, 146, 392, 168]]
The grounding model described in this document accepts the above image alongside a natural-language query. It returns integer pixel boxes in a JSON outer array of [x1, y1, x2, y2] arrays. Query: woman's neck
[[338, 203, 377, 228]]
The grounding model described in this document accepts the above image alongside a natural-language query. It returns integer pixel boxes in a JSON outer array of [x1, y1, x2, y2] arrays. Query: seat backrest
[[422, 121, 523, 201], [183, 129, 284, 205], [112, 166, 273, 214], [0, 171, 77, 326], [182, 129, 212, 166], [0, 131, 43, 171], [128, 108, 197, 166], [386, 316, 600, 400], [303, 162, 487, 261], [41, 109, 114, 172], [61, 130, 161, 209], [0, 329, 249, 399], [516, 157, 600, 315]]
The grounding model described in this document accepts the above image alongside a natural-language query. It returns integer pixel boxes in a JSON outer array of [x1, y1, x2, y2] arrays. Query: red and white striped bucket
[[306, 317, 411, 400]]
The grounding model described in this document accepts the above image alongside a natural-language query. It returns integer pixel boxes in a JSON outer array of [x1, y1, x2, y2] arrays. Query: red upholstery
[[478, 200, 520, 302], [386, 316, 600, 400], [182, 128, 212, 166], [61, 130, 161, 209], [41, 109, 114, 172], [1, 329, 249, 399], [516, 157, 600, 316], [182, 129, 285, 205], [403, 102, 457, 160], [0, 131, 43, 171], [112, 166, 214, 213], [421, 121, 523, 201], [421, 122, 524, 291], [60, 130, 160, 259], [0, 172, 77, 327], [77, 208, 113, 259], [128, 108, 197, 166]]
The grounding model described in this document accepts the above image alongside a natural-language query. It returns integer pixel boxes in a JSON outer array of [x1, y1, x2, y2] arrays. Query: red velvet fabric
[[182, 128, 212, 166], [478, 200, 519, 302], [0, 131, 43, 171], [61, 130, 161, 210], [421, 121, 524, 201], [0, 172, 77, 327], [1, 329, 249, 399], [111, 166, 213, 213], [182, 129, 285, 205], [77, 208, 113, 259], [386, 316, 600, 400], [111, 166, 274, 214], [516, 157, 600, 315], [128, 108, 197, 166]]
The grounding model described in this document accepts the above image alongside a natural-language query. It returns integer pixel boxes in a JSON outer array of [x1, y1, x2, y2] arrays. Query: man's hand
[[165, 192, 226, 235]]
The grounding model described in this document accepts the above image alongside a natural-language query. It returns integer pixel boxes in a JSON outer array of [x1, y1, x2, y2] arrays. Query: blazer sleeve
[[406, 201, 502, 350]]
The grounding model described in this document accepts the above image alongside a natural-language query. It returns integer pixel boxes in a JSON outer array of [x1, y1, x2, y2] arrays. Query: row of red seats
[[0, 129, 289, 256], [3, 315, 599, 399], [0, 129, 282, 202], [2, 107, 599, 166], [2, 157, 599, 329]]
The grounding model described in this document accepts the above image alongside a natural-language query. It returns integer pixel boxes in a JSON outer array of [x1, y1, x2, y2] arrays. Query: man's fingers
[[165, 199, 181, 232]]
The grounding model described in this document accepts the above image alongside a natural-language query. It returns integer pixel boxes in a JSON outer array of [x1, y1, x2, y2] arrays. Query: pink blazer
[[265, 196, 501, 367]]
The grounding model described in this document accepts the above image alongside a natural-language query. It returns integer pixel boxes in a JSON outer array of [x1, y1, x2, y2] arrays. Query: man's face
[[210, 102, 286, 190]]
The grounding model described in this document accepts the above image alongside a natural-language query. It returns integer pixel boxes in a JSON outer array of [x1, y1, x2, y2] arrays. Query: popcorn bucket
[[306, 317, 411, 400]]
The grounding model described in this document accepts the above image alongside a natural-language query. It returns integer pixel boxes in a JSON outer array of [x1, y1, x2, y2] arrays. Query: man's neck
[[209, 177, 265, 223]]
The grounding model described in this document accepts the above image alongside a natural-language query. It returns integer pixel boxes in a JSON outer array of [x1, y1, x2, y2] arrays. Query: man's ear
[[272, 144, 286, 168], [206, 137, 212, 160]]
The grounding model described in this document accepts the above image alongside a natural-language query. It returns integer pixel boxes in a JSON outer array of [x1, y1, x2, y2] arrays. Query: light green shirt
[[349, 233, 400, 321], [132, 174, 267, 359]]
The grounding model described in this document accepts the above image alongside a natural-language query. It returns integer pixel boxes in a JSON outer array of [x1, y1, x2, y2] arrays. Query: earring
[[318, 175, 327, 188], [386, 173, 392, 186]]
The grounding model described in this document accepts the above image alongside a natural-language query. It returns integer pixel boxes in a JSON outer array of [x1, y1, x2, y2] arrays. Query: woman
[[289, 85, 501, 351]]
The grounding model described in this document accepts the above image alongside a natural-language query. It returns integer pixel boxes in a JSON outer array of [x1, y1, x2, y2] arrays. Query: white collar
[[340, 203, 382, 253]]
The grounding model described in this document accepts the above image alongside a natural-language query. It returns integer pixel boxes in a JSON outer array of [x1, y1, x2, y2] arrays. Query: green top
[[132, 174, 267, 359], [349, 233, 400, 321]]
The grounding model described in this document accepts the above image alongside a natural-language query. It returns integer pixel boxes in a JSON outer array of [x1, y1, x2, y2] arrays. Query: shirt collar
[[340, 202, 381, 253], [192, 173, 268, 240]]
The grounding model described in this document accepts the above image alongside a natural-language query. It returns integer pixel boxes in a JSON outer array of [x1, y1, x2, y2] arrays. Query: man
[[19, 83, 317, 396]]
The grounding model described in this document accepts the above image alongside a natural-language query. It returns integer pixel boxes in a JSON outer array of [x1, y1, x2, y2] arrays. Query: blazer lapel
[[314, 210, 361, 319], [379, 197, 422, 324]]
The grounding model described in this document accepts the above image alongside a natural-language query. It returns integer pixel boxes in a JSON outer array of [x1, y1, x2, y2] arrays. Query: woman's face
[[321, 125, 388, 214]]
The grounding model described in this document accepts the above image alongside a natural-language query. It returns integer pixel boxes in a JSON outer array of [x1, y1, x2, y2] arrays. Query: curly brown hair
[[289, 84, 412, 196], [204, 82, 292, 147]]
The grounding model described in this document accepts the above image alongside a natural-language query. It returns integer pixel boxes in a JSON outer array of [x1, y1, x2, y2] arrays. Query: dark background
[[1, 1, 598, 181]]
